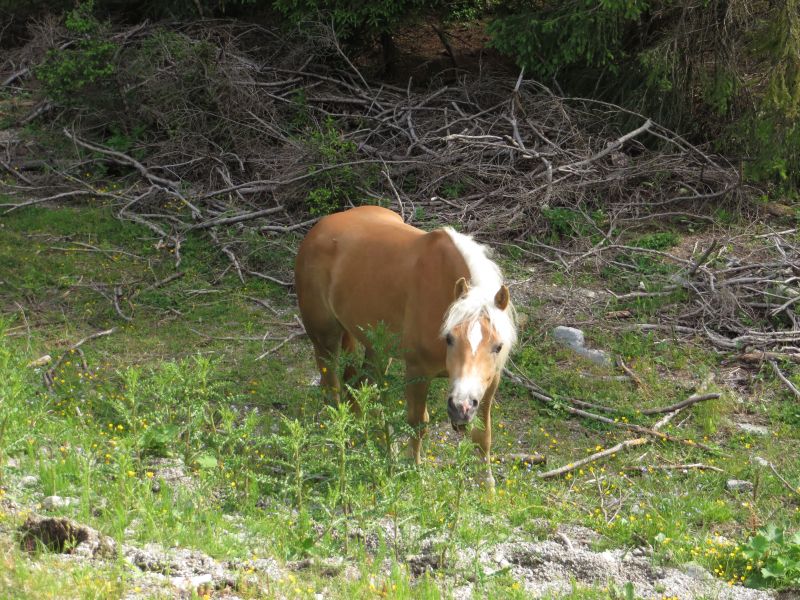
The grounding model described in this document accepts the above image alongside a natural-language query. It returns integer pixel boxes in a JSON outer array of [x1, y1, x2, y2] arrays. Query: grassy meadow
[[1, 203, 799, 599]]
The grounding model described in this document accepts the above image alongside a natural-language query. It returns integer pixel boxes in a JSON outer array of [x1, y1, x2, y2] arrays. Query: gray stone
[[20, 475, 39, 488], [735, 423, 769, 436], [476, 539, 774, 599], [42, 496, 79, 510], [123, 542, 248, 590], [553, 326, 586, 347], [552, 326, 612, 367], [681, 562, 715, 582], [170, 573, 213, 591], [726, 479, 754, 492], [148, 457, 195, 492]]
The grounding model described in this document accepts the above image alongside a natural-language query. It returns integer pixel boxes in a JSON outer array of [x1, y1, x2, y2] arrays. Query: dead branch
[[187, 207, 284, 231], [135, 271, 186, 295], [753, 457, 800, 498], [556, 119, 652, 172], [624, 463, 724, 474], [44, 328, 116, 390], [537, 438, 648, 479], [245, 270, 293, 288], [616, 357, 642, 388], [769, 360, 800, 399], [1, 190, 97, 214], [256, 329, 306, 360], [640, 393, 721, 415], [0, 159, 33, 185], [243, 295, 280, 315], [505, 368, 717, 451]]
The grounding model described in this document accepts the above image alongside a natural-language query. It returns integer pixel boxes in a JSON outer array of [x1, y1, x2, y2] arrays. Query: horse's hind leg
[[307, 325, 346, 405], [340, 331, 363, 413]]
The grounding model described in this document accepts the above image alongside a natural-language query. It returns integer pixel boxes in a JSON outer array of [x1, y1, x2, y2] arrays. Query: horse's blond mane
[[440, 228, 517, 353]]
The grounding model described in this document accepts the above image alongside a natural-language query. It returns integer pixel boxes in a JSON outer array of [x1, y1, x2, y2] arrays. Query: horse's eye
[[492, 343, 503, 354], [445, 334, 454, 346]]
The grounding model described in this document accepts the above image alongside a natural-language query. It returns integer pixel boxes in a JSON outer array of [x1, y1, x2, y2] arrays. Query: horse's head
[[442, 277, 515, 429]]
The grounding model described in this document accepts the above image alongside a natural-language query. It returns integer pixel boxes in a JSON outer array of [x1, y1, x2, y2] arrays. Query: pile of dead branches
[[1, 20, 742, 236], [534, 227, 800, 355]]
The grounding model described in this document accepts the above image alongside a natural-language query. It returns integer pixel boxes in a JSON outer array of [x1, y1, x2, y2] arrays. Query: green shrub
[[630, 232, 679, 251], [35, 1, 118, 106], [303, 117, 374, 215], [0, 320, 37, 464], [542, 206, 606, 242], [741, 525, 800, 588], [488, 1, 649, 81], [272, 0, 426, 44]]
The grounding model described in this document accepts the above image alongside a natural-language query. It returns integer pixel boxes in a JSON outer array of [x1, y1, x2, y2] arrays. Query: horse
[[294, 206, 517, 486]]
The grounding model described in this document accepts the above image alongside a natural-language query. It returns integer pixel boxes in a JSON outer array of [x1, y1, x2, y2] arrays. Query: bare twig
[[624, 463, 724, 474], [537, 438, 648, 479], [44, 328, 116, 390], [769, 360, 800, 399], [255, 330, 306, 360], [640, 393, 720, 415]]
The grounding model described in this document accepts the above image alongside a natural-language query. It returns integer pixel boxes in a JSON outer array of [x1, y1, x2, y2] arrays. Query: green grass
[[2, 205, 800, 597]]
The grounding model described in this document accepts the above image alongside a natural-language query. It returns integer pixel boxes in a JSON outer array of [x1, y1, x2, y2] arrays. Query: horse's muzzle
[[447, 395, 477, 427]]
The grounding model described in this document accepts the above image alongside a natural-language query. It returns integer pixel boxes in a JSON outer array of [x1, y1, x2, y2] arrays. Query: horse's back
[[295, 206, 420, 284], [296, 207, 421, 336], [295, 207, 463, 357]]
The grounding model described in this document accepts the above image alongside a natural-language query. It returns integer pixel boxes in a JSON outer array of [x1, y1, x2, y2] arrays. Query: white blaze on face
[[467, 320, 483, 355]]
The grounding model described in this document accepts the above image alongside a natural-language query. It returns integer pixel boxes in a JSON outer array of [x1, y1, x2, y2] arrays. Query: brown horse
[[294, 206, 516, 485]]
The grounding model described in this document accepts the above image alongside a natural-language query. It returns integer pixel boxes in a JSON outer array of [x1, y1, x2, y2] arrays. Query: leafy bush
[[630, 232, 679, 251], [272, 0, 427, 43], [542, 206, 606, 243], [741, 525, 800, 588], [488, 0, 649, 80], [303, 117, 373, 215], [35, 1, 118, 106], [0, 320, 38, 464]]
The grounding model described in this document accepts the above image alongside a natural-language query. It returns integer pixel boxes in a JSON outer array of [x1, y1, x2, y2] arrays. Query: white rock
[[553, 326, 585, 348], [26, 355, 52, 368], [552, 326, 612, 367], [42, 495, 79, 510], [681, 562, 714, 582], [735, 423, 769, 436], [726, 479, 754, 492], [170, 573, 213, 591], [20, 475, 39, 487]]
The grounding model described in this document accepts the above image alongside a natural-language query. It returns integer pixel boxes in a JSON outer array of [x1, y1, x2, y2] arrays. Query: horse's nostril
[[447, 395, 455, 408], [471, 398, 478, 408]]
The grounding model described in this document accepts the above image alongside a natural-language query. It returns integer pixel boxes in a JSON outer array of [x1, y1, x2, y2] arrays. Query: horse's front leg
[[471, 375, 499, 490], [405, 367, 430, 465]]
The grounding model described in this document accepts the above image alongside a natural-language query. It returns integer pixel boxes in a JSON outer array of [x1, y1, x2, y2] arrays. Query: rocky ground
[[1, 426, 788, 600]]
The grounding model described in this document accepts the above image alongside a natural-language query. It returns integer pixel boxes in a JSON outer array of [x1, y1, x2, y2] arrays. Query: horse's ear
[[494, 285, 510, 310], [453, 277, 469, 300]]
